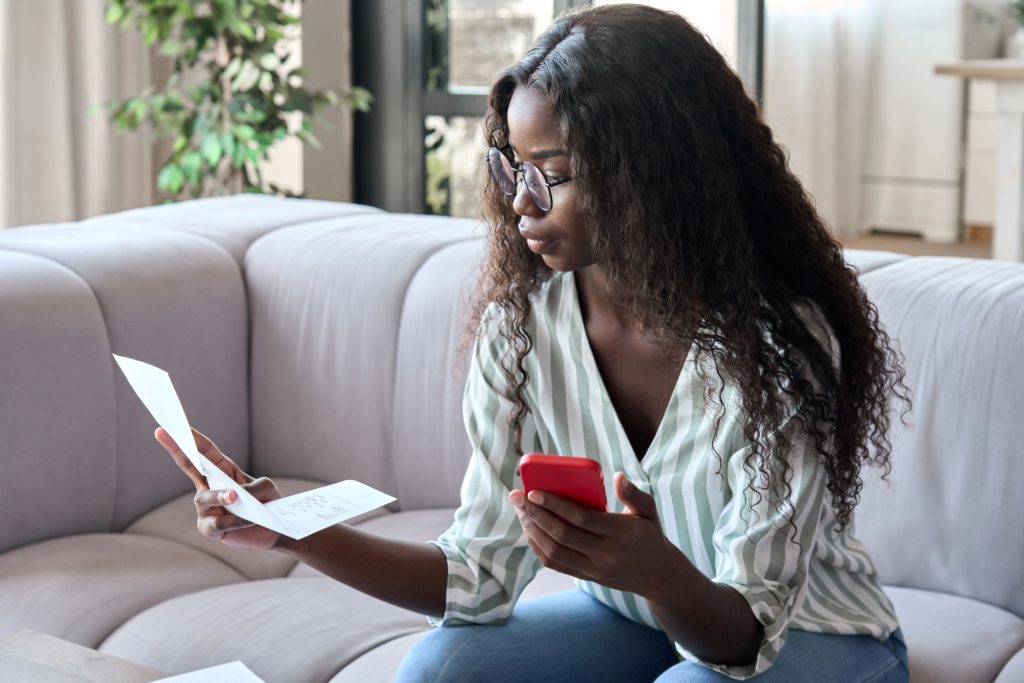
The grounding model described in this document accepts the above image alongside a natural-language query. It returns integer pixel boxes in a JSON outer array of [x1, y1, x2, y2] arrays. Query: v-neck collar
[[565, 272, 699, 475]]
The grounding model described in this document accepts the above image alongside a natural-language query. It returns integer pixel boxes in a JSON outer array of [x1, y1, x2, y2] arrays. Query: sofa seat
[[885, 586, 1024, 683], [96, 504, 579, 682], [287, 508, 458, 579], [97, 576, 430, 682], [0, 534, 244, 648], [99, 508, 461, 681], [126, 477, 330, 581], [997, 648, 1024, 682]]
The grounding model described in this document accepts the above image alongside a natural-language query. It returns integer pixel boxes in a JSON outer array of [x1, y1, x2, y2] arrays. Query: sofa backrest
[[244, 210, 481, 508], [0, 196, 381, 553], [0, 220, 250, 551], [854, 256, 1024, 619]]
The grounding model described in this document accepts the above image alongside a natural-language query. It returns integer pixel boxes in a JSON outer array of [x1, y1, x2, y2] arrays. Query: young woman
[[156, 5, 912, 681]]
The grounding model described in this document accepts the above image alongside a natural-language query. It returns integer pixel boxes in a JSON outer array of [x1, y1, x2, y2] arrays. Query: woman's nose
[[511, 176, 541, 216]]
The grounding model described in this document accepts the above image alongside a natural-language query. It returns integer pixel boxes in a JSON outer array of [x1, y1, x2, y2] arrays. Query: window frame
[[351, 0, 763, 214]]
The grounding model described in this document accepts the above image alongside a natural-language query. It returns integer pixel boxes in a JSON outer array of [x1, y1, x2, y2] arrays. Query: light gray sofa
[[0, 195, 1022, 682]]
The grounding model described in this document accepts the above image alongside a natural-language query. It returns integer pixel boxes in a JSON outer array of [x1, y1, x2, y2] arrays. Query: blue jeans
[[395, 589, 909, 683]]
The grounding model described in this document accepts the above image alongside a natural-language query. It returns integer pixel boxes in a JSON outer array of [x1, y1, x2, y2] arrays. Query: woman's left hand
[[509, 471, 680, 598]]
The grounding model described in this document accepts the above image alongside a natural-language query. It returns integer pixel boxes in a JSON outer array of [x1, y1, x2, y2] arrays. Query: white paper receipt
[[156, 660, 265, 682], [113, 354, 396, 540]]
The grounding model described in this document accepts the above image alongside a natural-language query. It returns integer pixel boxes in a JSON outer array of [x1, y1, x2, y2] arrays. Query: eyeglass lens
[[486, 148, 553, 212]]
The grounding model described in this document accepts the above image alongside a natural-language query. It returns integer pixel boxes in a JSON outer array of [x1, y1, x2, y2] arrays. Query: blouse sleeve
[[427, 306, 543, 626], [675, 301, 840, 679]]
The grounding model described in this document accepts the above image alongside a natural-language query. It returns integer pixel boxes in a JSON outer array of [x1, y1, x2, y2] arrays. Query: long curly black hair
[[467, 4, 911, 530]]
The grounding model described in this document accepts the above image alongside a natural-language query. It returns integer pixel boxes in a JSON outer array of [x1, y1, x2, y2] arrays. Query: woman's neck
[[574, 266, 635, 332]]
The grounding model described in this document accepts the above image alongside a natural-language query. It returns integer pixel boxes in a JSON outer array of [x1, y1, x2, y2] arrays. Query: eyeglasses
[[486, 147, 573, 213]]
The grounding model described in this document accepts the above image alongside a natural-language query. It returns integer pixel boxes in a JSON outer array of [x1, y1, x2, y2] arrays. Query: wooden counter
[[935, 59, 1024, 80], [936, 60, 1024, 261]]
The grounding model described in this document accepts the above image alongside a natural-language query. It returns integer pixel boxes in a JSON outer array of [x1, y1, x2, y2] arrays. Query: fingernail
[[509, 491, 524, 508], [221, 491, 232, 504], [527, 491, 544, 505]]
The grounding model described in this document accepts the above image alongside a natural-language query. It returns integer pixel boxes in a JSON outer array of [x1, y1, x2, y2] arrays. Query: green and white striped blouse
[[430, 271, 899, 680]]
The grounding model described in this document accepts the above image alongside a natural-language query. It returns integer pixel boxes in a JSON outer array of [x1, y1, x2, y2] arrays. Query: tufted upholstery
[[1, 196, 1021, 681]]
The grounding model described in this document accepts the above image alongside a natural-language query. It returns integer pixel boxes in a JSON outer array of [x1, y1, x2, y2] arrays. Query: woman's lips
[[519, 228, 559, 255]]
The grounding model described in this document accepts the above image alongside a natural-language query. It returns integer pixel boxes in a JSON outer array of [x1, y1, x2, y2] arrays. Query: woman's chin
[[540, 253, 586, 273]]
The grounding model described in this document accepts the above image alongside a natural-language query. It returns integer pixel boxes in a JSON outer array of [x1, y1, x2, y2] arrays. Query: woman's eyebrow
[[530, 149, 566, 160], [508, 143, 566, 160]]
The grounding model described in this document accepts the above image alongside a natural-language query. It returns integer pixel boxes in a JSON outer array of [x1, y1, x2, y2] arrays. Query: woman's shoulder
[[478, 273, 568, 335], [475, 273, 567, 355]]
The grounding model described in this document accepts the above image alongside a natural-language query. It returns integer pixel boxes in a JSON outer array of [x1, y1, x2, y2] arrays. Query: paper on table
[[156, 661, 265, 682], [113, 354, 395, 540]]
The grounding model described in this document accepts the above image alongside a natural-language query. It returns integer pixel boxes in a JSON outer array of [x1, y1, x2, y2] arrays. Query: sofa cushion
[[294, 507, 575, 681], [857, 257, 1024, 617], [996, 648, 1024, 682], [289, 508, 458, 578], [843, 248, 908, 274], [245, 212, 478, 500], [390, 239, 483, 509], [126, 478, 329, 581], [0, 251, 118, 554], [885, 585, 1024, 683], [0, 534, 244, 647], [328, 631, 427, 683], [98, 577, 428, 683], [0, 222, 251, 532], [87, 195, 382, 265]]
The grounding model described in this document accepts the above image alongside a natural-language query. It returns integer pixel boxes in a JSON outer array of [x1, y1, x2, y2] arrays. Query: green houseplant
[[100, 0, 372, 199], [1012, 0, 1024, 24], [1010, 1, 1024, 59]]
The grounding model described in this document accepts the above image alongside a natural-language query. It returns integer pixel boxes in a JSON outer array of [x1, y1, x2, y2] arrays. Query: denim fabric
[[395, 589, 909, 683]]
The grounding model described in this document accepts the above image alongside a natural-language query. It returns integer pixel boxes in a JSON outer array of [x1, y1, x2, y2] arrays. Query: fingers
[[613, 472, 659, 519], [518, 498, 601, 555], [191, 427, 252, 484], [189, 427, 225, 467], [516, 507, 591, 580], [194, 488, 237, 513], [246, 477, 281, 503], [154, 426, 251, 487], [510, 490, 594, 578], [155, 427, 206, 489], [193, 488, 254, 539], [197, 510, 255, 539], [524, 490, 617, 537]]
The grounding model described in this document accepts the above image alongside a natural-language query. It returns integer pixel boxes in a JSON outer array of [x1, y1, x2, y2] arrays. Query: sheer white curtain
[[0, 0, 158, 229], [762, 0, 881, 237]]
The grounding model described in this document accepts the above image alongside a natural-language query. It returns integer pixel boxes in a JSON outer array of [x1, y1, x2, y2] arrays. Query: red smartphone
[[519, 454, 607, 511]]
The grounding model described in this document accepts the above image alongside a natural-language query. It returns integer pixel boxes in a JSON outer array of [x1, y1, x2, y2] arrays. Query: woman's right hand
[[155, 426, 283, 551]]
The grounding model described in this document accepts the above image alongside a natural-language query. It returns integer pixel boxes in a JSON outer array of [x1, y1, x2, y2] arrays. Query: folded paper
[[113, 354, 395, 540]]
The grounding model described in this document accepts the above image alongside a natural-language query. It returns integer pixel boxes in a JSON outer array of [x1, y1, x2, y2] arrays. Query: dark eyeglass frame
[[485, 146, 573, 213]]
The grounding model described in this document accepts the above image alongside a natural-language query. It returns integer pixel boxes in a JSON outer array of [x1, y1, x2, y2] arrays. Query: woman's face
[[505, 86, 594, 273]]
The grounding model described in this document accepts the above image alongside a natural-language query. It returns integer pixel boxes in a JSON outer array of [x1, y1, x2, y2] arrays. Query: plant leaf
[[220, 131, 236, 161], [157, 164, 185, 194], [105, 3, 125, 25], [259, 52, 280, 71], [160, 38, 182, 57], [232, 123, 256, 140], [180, 151, 202, 185], [201, 133, 223, 168]]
